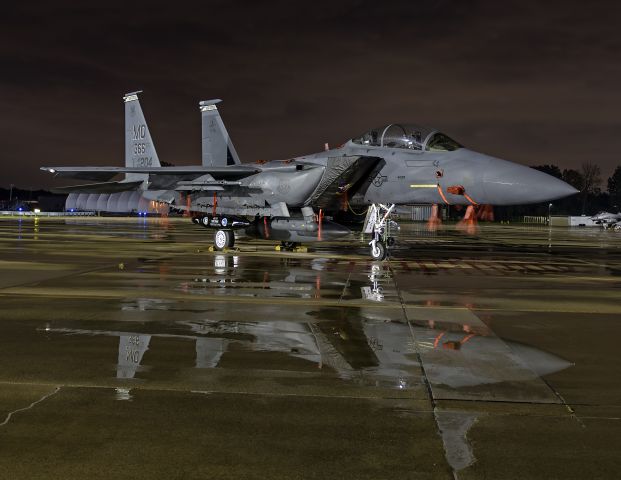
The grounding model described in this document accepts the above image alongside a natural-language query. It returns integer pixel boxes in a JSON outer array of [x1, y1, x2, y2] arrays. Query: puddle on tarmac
[[174, 255, 400, 301], [29, 302, 572, 404], [435, 410, 480, 472], [0, 248, 574, 404]]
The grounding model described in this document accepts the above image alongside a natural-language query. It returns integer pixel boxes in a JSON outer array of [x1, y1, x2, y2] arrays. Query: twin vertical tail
[[123, 91, 161, 183], [200, 99, 241, 166], [121, 93, 238, 180]]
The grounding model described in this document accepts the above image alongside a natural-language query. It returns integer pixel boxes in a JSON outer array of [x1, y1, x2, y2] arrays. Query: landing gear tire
[[364, 203, 396, 261], [370, 241, 387, 261], [214, 229, 234, 250]]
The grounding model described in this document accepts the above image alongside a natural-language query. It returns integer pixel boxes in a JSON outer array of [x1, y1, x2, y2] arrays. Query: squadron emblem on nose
[[372, 174, 387, 187]]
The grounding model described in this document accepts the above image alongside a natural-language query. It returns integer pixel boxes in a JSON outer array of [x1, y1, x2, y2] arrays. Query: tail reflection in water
[[40, 307, 571, 396]]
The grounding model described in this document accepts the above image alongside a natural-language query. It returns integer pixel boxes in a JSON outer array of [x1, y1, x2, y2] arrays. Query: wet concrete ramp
[[405, 307, 566, 404]]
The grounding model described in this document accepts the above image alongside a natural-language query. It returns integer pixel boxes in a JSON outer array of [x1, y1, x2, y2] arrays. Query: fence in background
[[522, 216, 548, 224]]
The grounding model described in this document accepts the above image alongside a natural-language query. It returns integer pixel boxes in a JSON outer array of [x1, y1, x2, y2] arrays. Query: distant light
[[18, 207, 22, 212], [34, 208, 41, 214], [49, 168, 56, 173]]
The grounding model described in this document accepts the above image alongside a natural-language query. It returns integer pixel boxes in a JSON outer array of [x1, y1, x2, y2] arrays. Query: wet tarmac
[[0, 217, 620, 479]]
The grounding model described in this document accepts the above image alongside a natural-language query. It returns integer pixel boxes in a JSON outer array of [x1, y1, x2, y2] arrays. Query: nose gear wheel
[[370, 241, 387, 260], [364, 203, 397, 261]]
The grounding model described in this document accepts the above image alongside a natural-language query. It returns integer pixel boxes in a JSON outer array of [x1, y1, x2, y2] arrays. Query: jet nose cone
[[507, 343, 573, 377], [482, 158, 578, 205]]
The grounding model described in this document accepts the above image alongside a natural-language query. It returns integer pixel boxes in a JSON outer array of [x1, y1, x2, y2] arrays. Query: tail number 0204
[[134, 157, 153, 167]]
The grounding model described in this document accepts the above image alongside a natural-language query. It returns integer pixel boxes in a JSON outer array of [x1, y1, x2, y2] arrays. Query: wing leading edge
[[41, 165, 261, 182]]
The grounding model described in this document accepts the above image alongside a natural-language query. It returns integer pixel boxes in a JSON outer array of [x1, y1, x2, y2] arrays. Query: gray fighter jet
[[591, 211, 621, 230], [43, 91, 578, 259]]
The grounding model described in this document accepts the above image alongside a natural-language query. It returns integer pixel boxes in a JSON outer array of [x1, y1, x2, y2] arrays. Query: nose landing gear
[[370, 239, 387, 261], [364, 203, 397, 261]]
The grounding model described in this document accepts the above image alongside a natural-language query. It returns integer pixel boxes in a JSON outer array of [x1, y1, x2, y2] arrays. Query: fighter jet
[[591, 211, 621, 230], [43, 92, 578, 259]]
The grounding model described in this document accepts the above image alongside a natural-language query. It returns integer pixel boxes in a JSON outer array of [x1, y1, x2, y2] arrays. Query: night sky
[[2, 0, 621, 189]]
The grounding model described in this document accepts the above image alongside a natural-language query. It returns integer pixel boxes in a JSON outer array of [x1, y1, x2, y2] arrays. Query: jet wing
[[41, 165, 261, 182], [50, 180, 145, 194]]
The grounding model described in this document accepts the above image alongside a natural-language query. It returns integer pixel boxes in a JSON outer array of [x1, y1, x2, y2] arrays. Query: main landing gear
[[364, 203, 397, 261], [214, 229, 235, 250], [191, 214, 247, 251]]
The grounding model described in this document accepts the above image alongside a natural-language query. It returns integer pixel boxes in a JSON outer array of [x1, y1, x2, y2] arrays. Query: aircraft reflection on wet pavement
[[40, 305, 571, 395], [35, 251, 573, 403], [183, 255, 349, 300], [187, 254, 413, 301]]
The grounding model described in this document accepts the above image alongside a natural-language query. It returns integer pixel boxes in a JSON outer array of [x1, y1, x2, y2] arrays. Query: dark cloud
[[1, 0, 621, 188]]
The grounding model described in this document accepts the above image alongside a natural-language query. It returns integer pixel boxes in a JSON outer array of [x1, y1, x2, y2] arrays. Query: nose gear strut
[[363, 203, 396, 260]]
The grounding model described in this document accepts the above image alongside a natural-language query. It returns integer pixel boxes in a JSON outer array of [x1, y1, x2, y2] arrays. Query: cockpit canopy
[[351, 124, 462, 152]]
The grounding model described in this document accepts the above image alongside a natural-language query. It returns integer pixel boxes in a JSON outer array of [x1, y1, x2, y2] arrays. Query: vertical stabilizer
[[200, 99, 241, 166], [117, 334, 151, 379], [124, 91, 161, 183]]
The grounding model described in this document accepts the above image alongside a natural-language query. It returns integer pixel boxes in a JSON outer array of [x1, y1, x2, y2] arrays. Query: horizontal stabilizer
[[51, 180, 144, 194]]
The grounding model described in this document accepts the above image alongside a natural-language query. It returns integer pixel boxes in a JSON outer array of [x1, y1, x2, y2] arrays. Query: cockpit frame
[[352, 123, 462, 152]]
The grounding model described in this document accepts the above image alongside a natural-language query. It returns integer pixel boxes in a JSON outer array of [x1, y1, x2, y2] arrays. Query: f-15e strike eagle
[[591, 211, 621, 231], [43, 91, 578, 259]]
